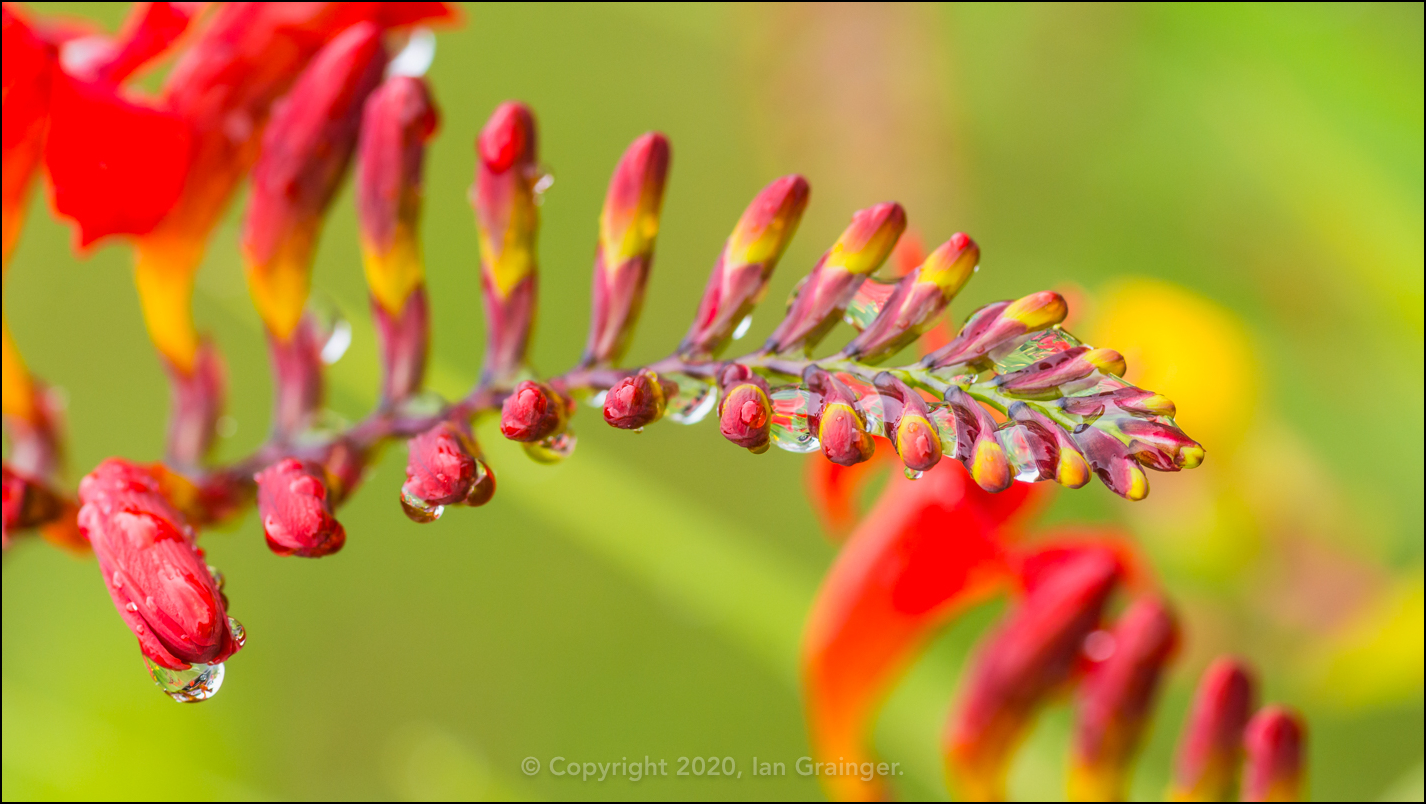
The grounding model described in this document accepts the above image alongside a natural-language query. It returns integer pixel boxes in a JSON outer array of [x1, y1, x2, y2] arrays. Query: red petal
[[801, 462, 1039, 800], [44, 74, 190, 246]]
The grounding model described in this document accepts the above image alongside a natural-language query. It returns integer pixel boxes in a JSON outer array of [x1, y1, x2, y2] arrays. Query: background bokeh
[[3, 2, 1422, 800]]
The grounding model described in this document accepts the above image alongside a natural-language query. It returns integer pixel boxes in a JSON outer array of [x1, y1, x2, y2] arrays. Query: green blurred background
[[3, 2, 1422, 800]]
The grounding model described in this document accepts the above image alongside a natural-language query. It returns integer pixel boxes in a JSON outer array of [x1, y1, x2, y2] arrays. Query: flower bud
[[357, 76, 438, 402], [403, 421, 481, 507], [718, 364, 772, 453], [763, 202, 906, 355], [603, 369, 676, 430], [679, 175, 810, 359], [1070, 598, 1180, 801], [842, 233, 978, 362], [499, 380, 568, 442], [471, 101, 540, 383], [584, 132, 671, 366], [77, 459, 242, 670], [1007, 402, 1090, 488], [242, 23, 387, 342], [254, 458, 346, 558], [1171, 657, 1256, 801], [924, 291, 1069, 369], [1241, 706, 1306, 802], [1119, 418, 1206, 471], [945, 550, 1120, 801], [944, 387, 1011, 492], [1061, 385, 1177, 418], [874, 373, 942, 472], [806, 367, 875, 466], [997, 346, 1127, 397], [1074, 426, 1150, 501]]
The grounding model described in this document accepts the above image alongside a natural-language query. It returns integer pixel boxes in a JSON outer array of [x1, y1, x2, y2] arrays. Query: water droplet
[[216, 415, 238, 438], [206, 565, 225, 591], [835, 374, 885, 435], [400, 489, 445, 523], [386, 26, 435, 78], [523, 430, 577, 464], [397, 390, 447, 418], [532, 168, 555, 205], [769, 387, 821, 453], [320, 319, 352, 365], [926, 405, 959, 456], [585, 389, 609, 409], [228, 616, 246, 648], [903, 467, 924, 480], [1082, 629, 1116, 662], [632, 427, 644, 434], [125, 602, 139, 613], [992, 328, 1084, 374], [842, 277, 899, 331], [145, 657, 225, 703], [111, 572, 123, 588], [731, 315, 753, 341], [665, 374, 717, 425]]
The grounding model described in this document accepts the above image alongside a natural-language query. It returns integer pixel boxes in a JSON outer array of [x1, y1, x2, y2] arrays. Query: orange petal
[[802, 462, 1040, 800]]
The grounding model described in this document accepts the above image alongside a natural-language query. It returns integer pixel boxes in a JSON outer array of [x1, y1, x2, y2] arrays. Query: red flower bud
[[604, 369, 675, 430], [1075, 425, 1150, 501], [680, 175, 810, 359], [1242, 705, 1306, 802], [1070, 597, 1181, 800], [471, 101, 540, 383], [945, 550, 1120, 801], [357, 75, 438, 301], [764, 202, 906, 355], [1118, 417, 1206, 471], [583, 132, 671, 366], [924, 292, 1069, 369], [77, 459, 242, 670], [717, 365, 773, 453], [499, 380, 568, 442], [1171, 657, 1257, 801], [254, 458, 346, 558], [479, 102, 536, 171], [874, 373, 942, 472], [403, 421, 481, 507], [841, 232, 978, 363], [944, 387, 1012, 492], [357, 76, 438, 402], [243, 22, 387, 342], [806, 367, 875, 466], [1006, 402, 1090, 488]]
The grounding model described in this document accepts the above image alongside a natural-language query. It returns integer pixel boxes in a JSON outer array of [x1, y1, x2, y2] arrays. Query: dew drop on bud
[[125, 602, 139, 613], [769, 387, 821, 453], [523, 430, 577, 464], [904, 467, 924, 480], [386, 26, 436, 78], [228, 616, 246, 648], [1082, 629, 1116, 662], [732, 315, 753, 341], [666, 375, 717, 425], [400, 489, 445, 523], [145, 657, 225, 703]]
